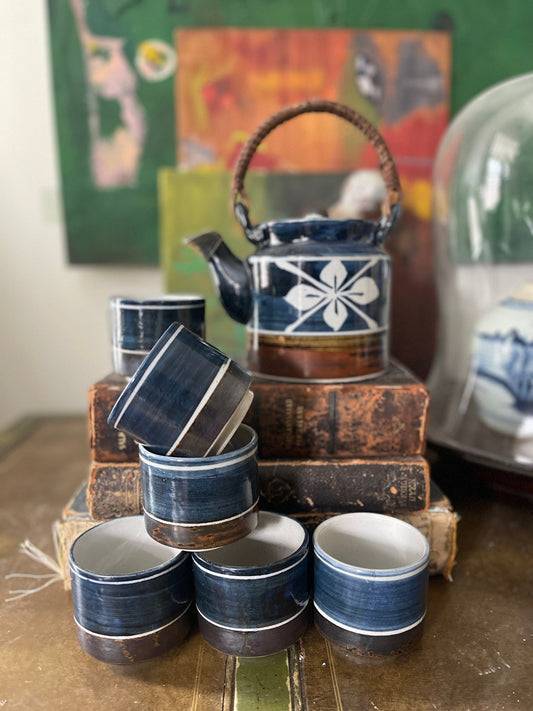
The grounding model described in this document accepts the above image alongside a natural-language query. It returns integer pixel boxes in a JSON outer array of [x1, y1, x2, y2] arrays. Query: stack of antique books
[[54, 359, 457, 588]]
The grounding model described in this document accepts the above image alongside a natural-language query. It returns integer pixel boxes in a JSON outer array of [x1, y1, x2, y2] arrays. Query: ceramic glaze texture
[[473, 283, 533, 437], [69, 516, 193, 663], [248, 240, 390, 337], [110, 295, 205, 376], [140, 425, 259, 549], [192, 512, 310, 656], [107, 323, 252, 456], [313, 513, 429, 655]]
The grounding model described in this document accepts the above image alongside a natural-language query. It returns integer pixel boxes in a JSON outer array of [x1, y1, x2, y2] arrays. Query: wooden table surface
[[1, 416, 532, 710]]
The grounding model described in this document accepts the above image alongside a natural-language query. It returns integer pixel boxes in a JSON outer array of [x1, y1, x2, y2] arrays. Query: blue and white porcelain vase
[[473, 282, 533, 438]]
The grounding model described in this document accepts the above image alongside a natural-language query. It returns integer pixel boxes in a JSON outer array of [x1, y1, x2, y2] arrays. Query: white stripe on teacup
[[112, 324, 185, 428], [112, 301, 203, 310], [315, 550, 428, 582], [165, 358, 231, 455], [193, 548, 307, 580], [113, 346, 150, 355], [74, 601, 193, 640], [143, 499, 259, 528], [196, 599, 309, 633], [71, 550, 189, 586], [139, 446, 257, 471], [314, 601, 426, 637]]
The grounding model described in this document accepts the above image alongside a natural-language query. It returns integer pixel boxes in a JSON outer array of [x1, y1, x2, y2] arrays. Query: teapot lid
[[235, 203, 400, 247]]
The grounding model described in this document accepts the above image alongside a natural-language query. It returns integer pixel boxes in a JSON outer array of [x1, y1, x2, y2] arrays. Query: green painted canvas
[[48, 0, 180, 264], [49, 0, 533, 265]]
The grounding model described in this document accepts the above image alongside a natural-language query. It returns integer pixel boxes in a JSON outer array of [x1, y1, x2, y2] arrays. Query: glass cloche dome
[[427, 73, 533, 475]]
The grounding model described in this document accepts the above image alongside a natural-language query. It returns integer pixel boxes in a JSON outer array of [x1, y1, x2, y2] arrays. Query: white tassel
[[5, 540, 62, 602]]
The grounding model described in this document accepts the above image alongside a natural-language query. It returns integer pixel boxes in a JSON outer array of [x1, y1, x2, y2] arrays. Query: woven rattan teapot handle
[[231, 99, 401, 232]]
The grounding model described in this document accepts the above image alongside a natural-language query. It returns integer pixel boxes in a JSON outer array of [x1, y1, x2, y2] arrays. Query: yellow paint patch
[[403, 179, 433, 221]]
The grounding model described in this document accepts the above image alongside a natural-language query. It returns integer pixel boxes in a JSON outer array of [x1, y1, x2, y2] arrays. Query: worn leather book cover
[[259, 456, 430, 514], [88, 373, 139, 463], [87, 461, 142, 520], [245, 360, 429, 459]]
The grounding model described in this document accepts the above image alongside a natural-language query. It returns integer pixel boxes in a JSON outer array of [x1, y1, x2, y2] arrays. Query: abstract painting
[[48, 0, 179, 263]]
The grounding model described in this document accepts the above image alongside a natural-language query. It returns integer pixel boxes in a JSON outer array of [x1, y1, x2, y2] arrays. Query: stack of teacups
[[70, 322, 311, 663], [70, 315, 430, 664]]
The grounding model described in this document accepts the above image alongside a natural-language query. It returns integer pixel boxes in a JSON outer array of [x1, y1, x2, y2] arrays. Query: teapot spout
[[186, 232, 252, 325]]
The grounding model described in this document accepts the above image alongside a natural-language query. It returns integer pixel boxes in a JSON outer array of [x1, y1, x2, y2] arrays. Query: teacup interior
[[314, 513, 428, 571], [219, 423, 255, 453], [72, 516, 180, 576], [199, 512, 305, 568]]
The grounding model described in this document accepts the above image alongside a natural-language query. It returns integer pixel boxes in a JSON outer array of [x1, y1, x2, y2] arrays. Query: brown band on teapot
[[231, 99, 402, 223]]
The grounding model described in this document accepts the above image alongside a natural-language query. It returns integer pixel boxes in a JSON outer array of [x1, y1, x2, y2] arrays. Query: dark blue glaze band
[[110, 296, 205, 376], [69, 517, 193, 637], [140, 425, 258, 525], [248, 254, 390, 336], [110, 296, 205, 377], [312, 513, 429, 644], [314, 553, 427, 633], [107, 323, 251, 455], [193, 512, 309, 631], [194, 550, 309, 630]]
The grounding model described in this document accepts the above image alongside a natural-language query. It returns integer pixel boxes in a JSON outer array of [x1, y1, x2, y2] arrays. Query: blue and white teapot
[[188, 100, 402, 381]]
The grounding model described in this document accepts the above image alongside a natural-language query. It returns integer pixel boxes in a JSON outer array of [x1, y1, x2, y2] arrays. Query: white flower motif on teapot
[[282, 258, 380, 333], [248, 254, 389, 336]]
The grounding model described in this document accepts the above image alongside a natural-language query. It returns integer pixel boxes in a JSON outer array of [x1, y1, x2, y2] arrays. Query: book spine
[[87, 462, 142, 520], [89, 379, 139, 463], [85, 454, 430, 521], [245, 381, 429, 459], [259, 457, 430, 514]]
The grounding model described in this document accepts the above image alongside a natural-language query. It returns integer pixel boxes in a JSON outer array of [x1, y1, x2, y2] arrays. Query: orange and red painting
[[177, 29, 449, 181]]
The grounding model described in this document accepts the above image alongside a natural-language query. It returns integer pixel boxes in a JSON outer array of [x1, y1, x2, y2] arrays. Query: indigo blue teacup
[[313, 512, 430, 656], [110, 295, 205, 377], [193, 511, 310, 657], [107, 322, 253, 456], [69, 516, 193, 664], [140, 424, 259, 550]]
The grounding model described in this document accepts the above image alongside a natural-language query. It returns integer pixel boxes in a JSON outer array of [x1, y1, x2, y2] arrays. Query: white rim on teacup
[[205, 390, 254, 456], [70, 516, 184, 579], [313, 513, 429, 576], [196, 511, 307, 572], [110, 294, 205, 308]]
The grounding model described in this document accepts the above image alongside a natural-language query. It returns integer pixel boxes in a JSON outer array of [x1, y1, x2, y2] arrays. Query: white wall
[[0, 2, 162, 430]]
